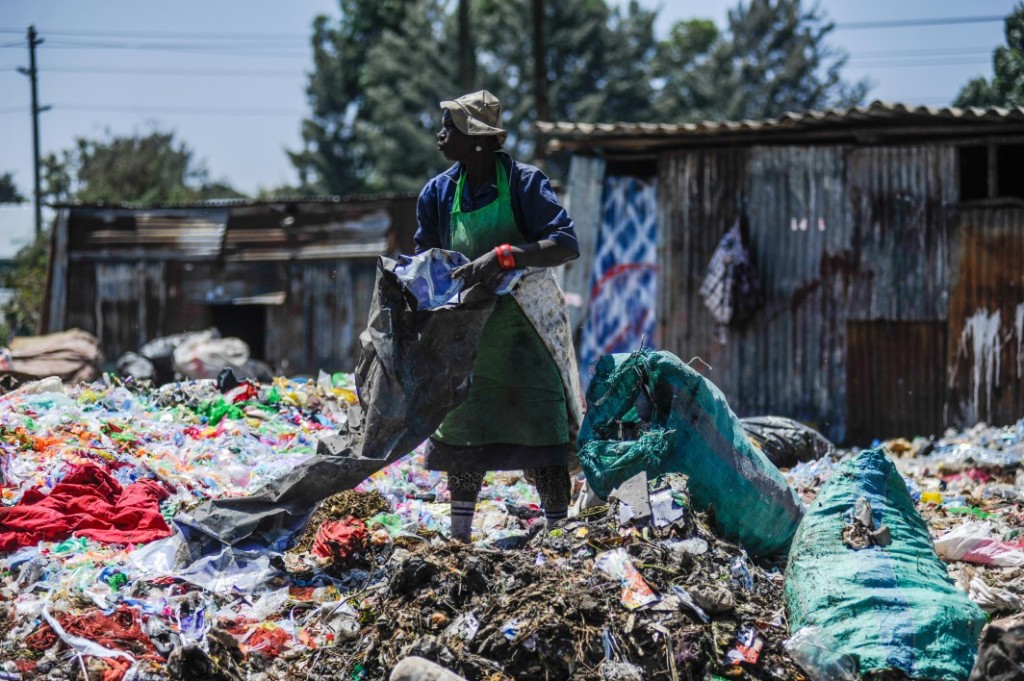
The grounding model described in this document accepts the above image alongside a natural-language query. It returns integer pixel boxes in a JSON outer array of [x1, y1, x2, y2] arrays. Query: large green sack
[[578, 350, 804, 557], [785, 448, 986, 680]]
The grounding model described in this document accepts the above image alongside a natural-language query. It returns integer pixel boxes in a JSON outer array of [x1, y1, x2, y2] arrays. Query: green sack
[[785, 448, 986, 680], [578, 350, 804, 557]]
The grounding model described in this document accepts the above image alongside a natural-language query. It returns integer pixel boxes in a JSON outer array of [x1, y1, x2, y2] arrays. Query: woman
[[415, 90, 584, 542]]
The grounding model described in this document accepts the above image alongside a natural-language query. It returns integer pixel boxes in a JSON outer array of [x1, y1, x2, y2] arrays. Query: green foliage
[[955, 3, 1024, 107], [661, 0, 867, 122], [0, 172, 26, 203], [474, 0, 659, 158], [43, 127, 244, 205], [289, 0, 417, 196], [0, 230, 49, 342], [358, 0, 460, 192], [292, 0, 866, 192]]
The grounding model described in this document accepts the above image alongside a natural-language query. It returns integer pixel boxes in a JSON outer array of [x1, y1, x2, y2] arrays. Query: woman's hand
[[452, 250, 502, 288]]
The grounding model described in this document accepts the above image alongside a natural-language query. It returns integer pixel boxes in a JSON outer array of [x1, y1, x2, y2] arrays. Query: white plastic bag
[[934, 521, 1024, 567]]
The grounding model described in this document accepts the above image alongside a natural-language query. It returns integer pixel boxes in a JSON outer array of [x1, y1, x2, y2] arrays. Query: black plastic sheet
[[180, 255, 496, 551], [740, 415, 835, 468]]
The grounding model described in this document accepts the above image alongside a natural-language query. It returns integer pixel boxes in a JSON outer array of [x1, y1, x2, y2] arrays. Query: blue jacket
[[414, 152, 579, 256]]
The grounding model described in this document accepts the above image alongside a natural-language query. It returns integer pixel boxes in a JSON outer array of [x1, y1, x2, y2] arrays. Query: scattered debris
[[0, 373, 1022, 679]]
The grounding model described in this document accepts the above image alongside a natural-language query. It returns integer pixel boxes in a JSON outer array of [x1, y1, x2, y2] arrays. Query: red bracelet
[[494, 243, 516, 270]]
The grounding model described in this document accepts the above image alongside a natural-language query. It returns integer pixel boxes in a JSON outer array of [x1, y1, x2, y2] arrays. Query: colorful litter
[[0, 370, 1023, 680]]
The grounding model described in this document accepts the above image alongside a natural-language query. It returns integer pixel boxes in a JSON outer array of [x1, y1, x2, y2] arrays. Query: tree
[[474, 0, 659, 159], [0, 172, 26, 203], [955, 4, 1024, 108], [289, 0, 416, 196], [650, 19, 720, 119], [292, 0, 865, 190], [357, 0, 460, 192], [40, 128, 243, 204], [656, 0, 867, 122], [0, 232, 48, 341]]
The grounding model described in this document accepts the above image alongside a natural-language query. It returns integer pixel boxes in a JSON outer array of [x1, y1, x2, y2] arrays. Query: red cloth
[[311, 516, 368, 563], [25, 606, 158, 681], [0, 463, 171, 552]]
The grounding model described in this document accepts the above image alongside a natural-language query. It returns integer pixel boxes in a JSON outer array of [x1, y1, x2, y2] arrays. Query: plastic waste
[[934, 520, 1024, 567], [389, 656, 468, 681], [783, 626, 858, 681], [740, 415, 835, 468], [968, 614, 1024, 681], [966, 577, 1024, 614], [729, 556, 754, 591], [116, 351, 156, 381], [388, 248, 524, 310], [595, 548, 659, 609], [172, 329, 249, 380]]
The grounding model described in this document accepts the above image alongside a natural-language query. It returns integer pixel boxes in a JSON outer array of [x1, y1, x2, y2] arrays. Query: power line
[[843, 59, 995, 69], [44, 38, 307, 50], [835, 15, 1005, 30], [0, 27, 308, 41], [40, 41, 310, 59], [850, 46, 992, 58], [15, 65, 303, 78], [53, 103, 305, 116]]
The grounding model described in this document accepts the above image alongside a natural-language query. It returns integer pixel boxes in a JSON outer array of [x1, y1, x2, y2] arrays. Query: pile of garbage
[[1, 367, 1023, 679], [0, 329, 102, 387], [116, 327, 272, 385]]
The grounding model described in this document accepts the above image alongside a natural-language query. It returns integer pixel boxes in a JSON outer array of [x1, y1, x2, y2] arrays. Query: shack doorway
[[208, 304, 267, 361]]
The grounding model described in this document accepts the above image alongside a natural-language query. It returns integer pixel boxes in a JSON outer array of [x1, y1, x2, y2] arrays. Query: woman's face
[[436, 110, 475, 162]]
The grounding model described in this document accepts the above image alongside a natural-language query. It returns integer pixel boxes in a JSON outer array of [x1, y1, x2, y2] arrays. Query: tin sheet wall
[[656, 145, 959, 444], [947, 206, 1024, 427]]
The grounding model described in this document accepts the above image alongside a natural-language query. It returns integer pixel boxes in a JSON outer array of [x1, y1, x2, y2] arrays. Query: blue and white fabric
[[389, 248, 523, 311], [578, 176, 658, 390]]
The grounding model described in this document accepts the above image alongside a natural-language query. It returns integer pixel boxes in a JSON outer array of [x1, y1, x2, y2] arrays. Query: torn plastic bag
[[740, 416, 835, 468], [179, 253, 496, 550], [785, 448, 986, 681], [577, 349, 804, 557]]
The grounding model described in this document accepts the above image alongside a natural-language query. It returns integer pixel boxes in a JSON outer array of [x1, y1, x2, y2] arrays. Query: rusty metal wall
[[947, 206, 1024, 427], [49, 200, 412, 375], [656, 144, 960, 444], [561, 155, 606, 335]]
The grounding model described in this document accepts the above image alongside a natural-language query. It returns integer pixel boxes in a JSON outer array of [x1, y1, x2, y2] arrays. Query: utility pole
[[457, 0, 474, 92], [531, 0, 549, 165], [18, 25, 48, 238]]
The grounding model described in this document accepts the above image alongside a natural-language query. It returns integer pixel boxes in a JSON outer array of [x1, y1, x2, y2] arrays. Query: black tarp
[[178, 255, 496, 550], [740, 416, 835, 468]]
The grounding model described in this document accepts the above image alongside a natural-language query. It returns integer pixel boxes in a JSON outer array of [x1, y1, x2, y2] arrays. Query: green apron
[[433, 160, 569, 448]]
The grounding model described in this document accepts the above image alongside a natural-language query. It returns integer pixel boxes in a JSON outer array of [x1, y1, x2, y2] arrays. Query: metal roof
[[49, 193, 418, 210], [536, 100, 1024, 152]]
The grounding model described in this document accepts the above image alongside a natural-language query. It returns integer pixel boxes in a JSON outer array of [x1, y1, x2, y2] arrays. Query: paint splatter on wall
[[956, 308, 1002, 422]]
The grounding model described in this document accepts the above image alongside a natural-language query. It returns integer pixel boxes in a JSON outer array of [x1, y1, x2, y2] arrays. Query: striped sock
[[545, 506, 568, 526], [450, 501, 476, 541]]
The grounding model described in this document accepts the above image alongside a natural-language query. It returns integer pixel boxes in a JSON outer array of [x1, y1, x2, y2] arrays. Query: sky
[[0, 0, 1018, 197]]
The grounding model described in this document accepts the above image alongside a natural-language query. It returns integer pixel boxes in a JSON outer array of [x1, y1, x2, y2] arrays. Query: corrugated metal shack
[[43, 195, 417, 375], [541, 102, 1024, 444]]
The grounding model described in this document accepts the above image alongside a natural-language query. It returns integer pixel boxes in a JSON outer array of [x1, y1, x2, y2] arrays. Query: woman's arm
[[452, 239, 575, 287]]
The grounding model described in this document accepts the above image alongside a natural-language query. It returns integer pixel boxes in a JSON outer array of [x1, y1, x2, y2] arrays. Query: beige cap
[[440, 90, 507, 146]]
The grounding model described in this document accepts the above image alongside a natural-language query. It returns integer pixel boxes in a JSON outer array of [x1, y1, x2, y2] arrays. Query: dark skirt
[[424, 438, 570, 473]]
